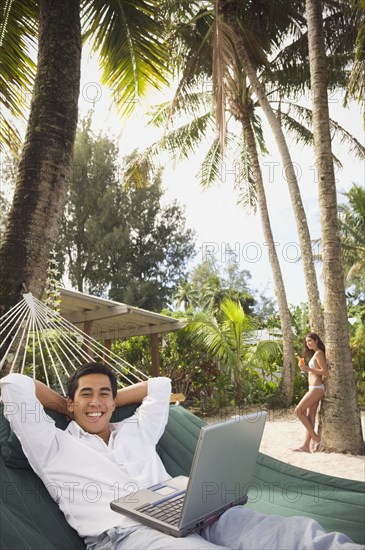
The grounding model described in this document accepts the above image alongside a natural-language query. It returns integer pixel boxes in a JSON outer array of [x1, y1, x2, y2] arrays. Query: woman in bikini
[[293, 332, 328, 453]]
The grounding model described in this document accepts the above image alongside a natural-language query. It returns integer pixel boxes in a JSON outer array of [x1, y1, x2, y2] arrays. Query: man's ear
[[66, 397, 74, 413]]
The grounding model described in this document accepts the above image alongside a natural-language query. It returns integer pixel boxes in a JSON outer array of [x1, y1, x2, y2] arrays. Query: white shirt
[[0, 373, 172, 538]]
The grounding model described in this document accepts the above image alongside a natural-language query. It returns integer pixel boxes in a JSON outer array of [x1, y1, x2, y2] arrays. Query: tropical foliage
[[185, 297, 282, 405], [1, 0, 170, 152], [1, 0, 364, 452], [338, 183, 365, 296], [55, 117, 196, 311]]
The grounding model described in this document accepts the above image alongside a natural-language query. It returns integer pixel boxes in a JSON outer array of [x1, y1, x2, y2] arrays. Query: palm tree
[[238, 97, 296, 405], [0, 0, 81, 318], [173, 280, 199, 311], [0, 0, 169, 318], [128, 3, 363, 404], [216, 0, 324, 338], [0, 1, 38, 151], [346, 0, 365, 104], [187, 297, 257, 404], [338, 183, 365, 290], [305, 0, 364, 454]]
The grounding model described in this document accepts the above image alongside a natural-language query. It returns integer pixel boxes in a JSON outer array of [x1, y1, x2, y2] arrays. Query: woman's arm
[[314, 350, 328, 377], [299, 351, 328, 376]]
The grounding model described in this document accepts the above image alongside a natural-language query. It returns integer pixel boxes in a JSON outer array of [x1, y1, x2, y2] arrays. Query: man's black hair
[[67, 362, 118, 400]]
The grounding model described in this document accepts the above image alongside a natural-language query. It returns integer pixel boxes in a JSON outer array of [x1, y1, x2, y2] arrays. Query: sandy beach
[[205, 408, 365, 483]]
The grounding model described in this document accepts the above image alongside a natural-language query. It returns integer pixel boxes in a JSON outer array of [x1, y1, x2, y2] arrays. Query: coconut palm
[[238, 97, 296, 405], [215, 0, 364, 338], [0, 0, 82, 319], [0, 0, 170, 318], [216, 1, 325, 337], [173, 280, 199, 311], [338, 183, 365, 290], [305, 0, 364, 454], [0, 1, 38, 152], [345, 0, 365, 104], [126, 1, 363, 404]]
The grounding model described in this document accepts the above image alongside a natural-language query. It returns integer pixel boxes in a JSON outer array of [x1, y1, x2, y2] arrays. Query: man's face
[[67, 373, 116, 443]]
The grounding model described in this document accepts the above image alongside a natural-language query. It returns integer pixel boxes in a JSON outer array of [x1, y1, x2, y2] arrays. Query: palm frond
[[279, 110, 342, 168], [236, 0, 305, 56], [212, 12, 240, 154], [122, 145, 161, 188], [198, 137, 221, 190], [234, 132, 257, 212], [250, 111, 268, 155], [347, 57, 365, 105], [162, 112, 216, 164], [338, 185, 365, 269], [284, 102, 365, 160], [279, 110, 313, 147], [265, 7, 357, 98], [82, 0, 170, 118], [346, 1, 365, 103], [198, 132, 243, 190], [187, 310, 236, 366], [147, 91, 213, 129], [329, 115, 365, 160], [166, 19, 213, 126], [123, 110, 215, 186], [0, 0, 38, 152], [147, 99, 175, 128]]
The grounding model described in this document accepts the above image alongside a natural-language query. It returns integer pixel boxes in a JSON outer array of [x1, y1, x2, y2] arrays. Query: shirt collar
[[66, 420, 118, 439]]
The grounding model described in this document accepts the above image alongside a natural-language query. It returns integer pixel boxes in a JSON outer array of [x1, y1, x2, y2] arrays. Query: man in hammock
[[0, 362, 361, 550]]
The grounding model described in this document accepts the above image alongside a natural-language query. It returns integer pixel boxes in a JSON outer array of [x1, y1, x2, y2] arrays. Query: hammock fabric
[[0, 294, 364, 547], [0, 403, 364, 549]]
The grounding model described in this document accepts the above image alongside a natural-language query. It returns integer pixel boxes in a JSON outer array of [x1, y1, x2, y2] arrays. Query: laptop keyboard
[[136, 494, 185, 526]]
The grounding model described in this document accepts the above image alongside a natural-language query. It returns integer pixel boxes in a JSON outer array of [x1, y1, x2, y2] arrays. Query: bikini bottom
[[308, 384, 325, 392]]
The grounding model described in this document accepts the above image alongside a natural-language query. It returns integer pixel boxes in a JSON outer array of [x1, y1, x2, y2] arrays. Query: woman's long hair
[[303, 332, 326, 360]]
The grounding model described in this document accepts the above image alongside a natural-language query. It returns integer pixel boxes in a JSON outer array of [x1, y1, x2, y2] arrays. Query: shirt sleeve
[[0, 373, 59, 474], [133, 377, 171, 445]]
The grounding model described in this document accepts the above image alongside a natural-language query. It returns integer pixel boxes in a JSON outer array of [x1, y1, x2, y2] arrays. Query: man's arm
[[115, 381, 148, 407], [35, 380, 149, 414], [133, 377, 171, 444], [34, 380, 68, 415], [0, 374, 59, 472]]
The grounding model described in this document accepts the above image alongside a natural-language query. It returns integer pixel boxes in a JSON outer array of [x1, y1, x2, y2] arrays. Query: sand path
[[205, 408, 365, 482]]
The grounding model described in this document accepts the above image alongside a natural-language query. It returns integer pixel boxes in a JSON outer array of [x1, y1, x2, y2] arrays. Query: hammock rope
[[0, 292, 149, 394]]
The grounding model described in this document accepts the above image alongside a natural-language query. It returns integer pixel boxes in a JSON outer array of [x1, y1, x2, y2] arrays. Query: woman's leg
[[293, 400, 321, 452], [293, 411, 312, 451], [294, 389, 323, 446], [307, 401, 320, 450]]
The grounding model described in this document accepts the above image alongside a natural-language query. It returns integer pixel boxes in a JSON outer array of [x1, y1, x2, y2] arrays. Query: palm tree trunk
[[305, 0, 364, 454], [0, 0, 81, 317], [239, 102, 295, 405], [225, 16, 324, 338]]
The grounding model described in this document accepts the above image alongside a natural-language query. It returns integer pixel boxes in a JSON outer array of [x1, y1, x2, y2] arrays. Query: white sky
[[54, 46, 365, 307]]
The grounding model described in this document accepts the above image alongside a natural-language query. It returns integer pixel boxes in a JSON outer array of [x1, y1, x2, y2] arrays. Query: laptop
[[110, 411, 266, 537]]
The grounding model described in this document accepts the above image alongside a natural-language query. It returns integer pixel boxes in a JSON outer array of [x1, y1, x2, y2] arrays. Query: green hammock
[[1, 403, 364, 549], [0, 294, 364, 547]]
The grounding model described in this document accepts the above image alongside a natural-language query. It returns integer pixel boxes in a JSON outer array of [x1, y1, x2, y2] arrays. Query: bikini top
[[308, 356, 316, 369]]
